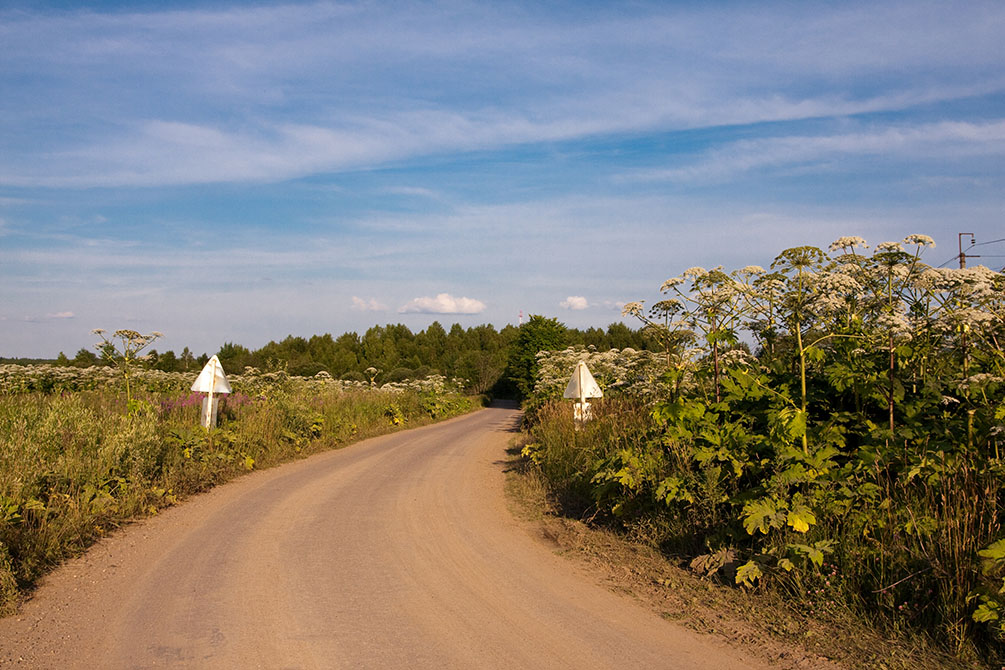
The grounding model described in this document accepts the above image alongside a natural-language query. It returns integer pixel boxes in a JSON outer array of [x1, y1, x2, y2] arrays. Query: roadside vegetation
[[0, 310, 658, 617], [519, 236, 1005, 666], [0, 361, 478, 615], [22, 320, 653, 397]]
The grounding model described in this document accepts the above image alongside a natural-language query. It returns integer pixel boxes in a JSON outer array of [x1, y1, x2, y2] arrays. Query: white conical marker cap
[[191, 355, 232, 394], [563, 361, 603, 399]]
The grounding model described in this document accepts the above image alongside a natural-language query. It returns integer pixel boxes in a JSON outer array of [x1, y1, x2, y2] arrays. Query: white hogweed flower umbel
[[829, 236, 868, 252], [681, 267, 708, 280], [660, 277, 685, 292], [738, 265, 765, 276], [622, 301, 644, 317], [903, 234, 935, 248]]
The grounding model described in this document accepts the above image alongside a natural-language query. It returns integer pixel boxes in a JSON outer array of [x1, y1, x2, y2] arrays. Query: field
[[0, 364, 479, 613]]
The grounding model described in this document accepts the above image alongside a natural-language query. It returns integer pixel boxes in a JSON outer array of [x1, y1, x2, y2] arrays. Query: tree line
[[33, 319, 652, 396]]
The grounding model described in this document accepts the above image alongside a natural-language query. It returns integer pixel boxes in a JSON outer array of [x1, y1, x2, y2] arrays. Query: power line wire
[[932, 237, 1004, 269], [938, 252, 969, 268], [958, 240, 1005, 269]]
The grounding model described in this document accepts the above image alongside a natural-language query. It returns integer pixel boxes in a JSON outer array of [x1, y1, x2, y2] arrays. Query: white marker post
[[563, 361, 603, 429], [191, 355, 232, 429]]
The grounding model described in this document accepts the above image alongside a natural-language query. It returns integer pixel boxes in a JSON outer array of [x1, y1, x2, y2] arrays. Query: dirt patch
[[504, 450, 971, 670]]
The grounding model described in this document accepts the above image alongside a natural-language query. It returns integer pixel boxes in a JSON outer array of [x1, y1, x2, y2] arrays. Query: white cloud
[[351, 296, 387, 312], [560, 296, 589, 310], [398, 293, 486, 315], [47, 311, 75, 319]]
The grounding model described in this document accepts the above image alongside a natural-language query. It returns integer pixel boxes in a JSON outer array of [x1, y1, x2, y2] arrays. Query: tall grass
[[523, 398, 657, 520], [0, 382, 478, 614]]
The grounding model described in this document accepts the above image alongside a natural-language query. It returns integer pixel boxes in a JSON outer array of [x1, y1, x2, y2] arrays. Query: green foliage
[[524, 234, 1005, 663], [384, 403, 405, 425], [735, 559, 763, 587], [505, 315, 569, 399], [216, 341, 253, 373], [742, 498, 785, 535]]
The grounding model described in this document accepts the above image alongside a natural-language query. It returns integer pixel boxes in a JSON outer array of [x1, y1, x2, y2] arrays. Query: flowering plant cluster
[[0, 364, 187, 395], [528, 235, 1005, 661], [0, 364, 465, 398]]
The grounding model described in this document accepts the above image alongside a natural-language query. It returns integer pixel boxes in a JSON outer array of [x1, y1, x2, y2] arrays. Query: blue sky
[[2, 1, 1003, 358]]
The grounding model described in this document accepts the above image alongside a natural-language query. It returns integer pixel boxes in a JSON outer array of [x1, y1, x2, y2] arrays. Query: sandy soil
[[0, 406, 780, 669]]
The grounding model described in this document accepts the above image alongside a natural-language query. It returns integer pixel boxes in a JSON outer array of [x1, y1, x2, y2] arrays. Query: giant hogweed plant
[[92, 329, 162, 412], [530, 234, 1005, 660]]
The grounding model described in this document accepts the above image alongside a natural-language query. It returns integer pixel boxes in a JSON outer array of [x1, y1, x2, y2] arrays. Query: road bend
[[0, 405, 772, 669]]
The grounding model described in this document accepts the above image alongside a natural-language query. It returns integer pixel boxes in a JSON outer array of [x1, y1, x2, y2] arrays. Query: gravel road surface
[[0, 405, 774, 669]]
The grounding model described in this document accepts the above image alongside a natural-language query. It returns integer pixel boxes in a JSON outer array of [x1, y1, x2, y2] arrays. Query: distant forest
[[7, 319, 654, 395]]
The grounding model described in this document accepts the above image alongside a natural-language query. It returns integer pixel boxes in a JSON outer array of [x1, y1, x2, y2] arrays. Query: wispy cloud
[[351, 296, 386, 312], [382, 186, 445, 201], [398, 293, 486, 315], [10, 96, 1004, 190], [22, 311, 75, 323], [631, 120, 1005, 184], [1, 3, 1002, 188]]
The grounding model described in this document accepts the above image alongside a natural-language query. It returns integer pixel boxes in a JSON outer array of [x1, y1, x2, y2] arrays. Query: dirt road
[[0, 406, 775, 669]]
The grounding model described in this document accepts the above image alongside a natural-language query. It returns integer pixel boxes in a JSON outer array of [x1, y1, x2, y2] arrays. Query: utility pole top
[[959, 232, 976, 269]]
